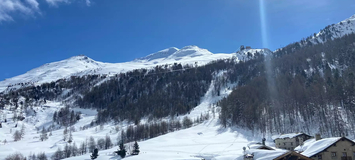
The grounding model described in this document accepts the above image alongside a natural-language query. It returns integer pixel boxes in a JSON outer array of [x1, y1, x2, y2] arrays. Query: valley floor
[[66, 118, 262, 160]]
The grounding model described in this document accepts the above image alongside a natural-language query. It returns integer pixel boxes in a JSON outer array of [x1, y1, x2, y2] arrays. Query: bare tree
[[88, 136, 96, 153], [97, 138, 105, 150], [105, 134, 113, 149]]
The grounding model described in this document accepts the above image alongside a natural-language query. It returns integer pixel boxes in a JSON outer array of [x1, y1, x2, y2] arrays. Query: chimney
[[315, 134, 321, 141], [262, 138, 266, 146]]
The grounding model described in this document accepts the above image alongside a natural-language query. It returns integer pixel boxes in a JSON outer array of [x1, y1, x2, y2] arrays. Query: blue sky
[[0, 0, 355, 81]]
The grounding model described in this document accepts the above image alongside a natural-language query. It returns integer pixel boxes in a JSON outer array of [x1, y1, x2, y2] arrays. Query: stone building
[[273, 133, 312, 150]]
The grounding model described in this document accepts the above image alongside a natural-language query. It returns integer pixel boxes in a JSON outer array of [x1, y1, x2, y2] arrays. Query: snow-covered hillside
[[0, 46, 241, 92], [305, 14, 355, 45], [0, 73, 278, 160], [311, 14, 355, 43]]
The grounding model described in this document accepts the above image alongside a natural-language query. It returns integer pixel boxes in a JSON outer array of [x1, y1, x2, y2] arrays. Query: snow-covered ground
[[0, 73, 285, 160], [65, 118, 258, 160]]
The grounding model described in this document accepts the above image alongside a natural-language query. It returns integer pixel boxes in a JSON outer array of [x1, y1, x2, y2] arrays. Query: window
[[279, 143, 280, 146], [291, 142, 293, 146], [318, 155, 322, 160], [331, 152, 336, 157], [283, 143, 286, 146], [342, 152, 347, 157]]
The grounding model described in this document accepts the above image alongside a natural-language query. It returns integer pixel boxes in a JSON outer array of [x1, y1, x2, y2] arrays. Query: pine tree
[[72, 142, 78, 156], [132, 141, 140, 155], [20, 124, 25, 138], [115, 141, 126, 158], [90, 148, 98, 160], [13, 130, 22, 141], [63, 127, 68, 141], [40, 127, 48, 141], [68, 131, 73, 143], [105, 134, 113, 149], [88, 136, 96, 153]]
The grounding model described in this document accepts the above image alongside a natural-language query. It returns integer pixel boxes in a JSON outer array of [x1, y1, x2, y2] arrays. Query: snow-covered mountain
[[0, 46, 244, 92], [306, 14, 355, 45]]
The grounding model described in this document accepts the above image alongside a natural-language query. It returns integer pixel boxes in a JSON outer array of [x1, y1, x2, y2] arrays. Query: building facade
[[274, 133, 312, 150], [301, 137, 355, 160]]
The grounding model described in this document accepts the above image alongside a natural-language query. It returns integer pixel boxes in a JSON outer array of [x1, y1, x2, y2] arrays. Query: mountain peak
[[135, 47, 179, 61], [135, 45, 213, 62], [168, 45, 213, 59]]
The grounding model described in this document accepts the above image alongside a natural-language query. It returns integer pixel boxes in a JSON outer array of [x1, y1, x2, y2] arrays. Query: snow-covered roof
[[294, 137, 344, 157], [272, 133, 309, 140], [246, 149, 287, 160], [248, 144, 274, 150]]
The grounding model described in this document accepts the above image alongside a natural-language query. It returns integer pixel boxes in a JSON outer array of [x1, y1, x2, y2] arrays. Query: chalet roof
[[245, 149, 287, 160], [294, 137, 355, 157], [272, 133, 311, 140], [248, 144, 275, 150], [273, 151, 312, 160]]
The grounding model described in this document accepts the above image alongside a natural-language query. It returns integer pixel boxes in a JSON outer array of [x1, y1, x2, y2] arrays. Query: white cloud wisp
[[0, 0, 91, 22]]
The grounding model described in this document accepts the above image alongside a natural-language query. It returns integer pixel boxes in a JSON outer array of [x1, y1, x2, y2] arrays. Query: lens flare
[[259, 0, 268, 48]]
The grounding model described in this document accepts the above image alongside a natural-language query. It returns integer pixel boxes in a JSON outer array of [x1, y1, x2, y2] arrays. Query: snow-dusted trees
[[132, 141, 140, 155], [71, 142, 79, 157], [88, 136, 96, 153], [68, 131, 73, 143], [53, 107, 81, 126], [63, 127, 68, 141], [36, 152, 48, 160], [90, 148, 98, 160], [40, 127, 48, 141], [13, 130, 22, 141], [51, 148, 64, 160], [182, 117, 193, 128], [79, 140, 87, 155], [28, 153, 36, 160], [97, 138, 105, 150], [5, 152, 26, 160], [115, 141, 126, 158], [64, 144, 72, 158], [20, 124, 25, 137], [105, 135, 113, 149]]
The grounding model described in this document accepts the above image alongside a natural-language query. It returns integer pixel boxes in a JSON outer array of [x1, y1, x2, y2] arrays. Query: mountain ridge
[[1, 14, 355, 93]]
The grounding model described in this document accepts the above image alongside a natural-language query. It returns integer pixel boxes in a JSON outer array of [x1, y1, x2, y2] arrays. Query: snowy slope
[[235, 48, 272, 61], [0, 73, 282, 160], [309, 14, 355, 44], [0, 46, 238, 92]]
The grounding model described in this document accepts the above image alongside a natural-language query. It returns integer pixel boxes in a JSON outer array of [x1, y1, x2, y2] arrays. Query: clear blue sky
[[0, 0, 355, 81]]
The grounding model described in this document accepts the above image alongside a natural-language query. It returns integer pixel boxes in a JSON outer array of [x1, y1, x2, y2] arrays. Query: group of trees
[[13, 124, 25, 141], [53, 106, 81, 126], [219, 33, 355, 137], [51, 142, 81, 160], [5, 152, 47, 160], [78, 63, 218, 124]]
